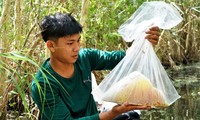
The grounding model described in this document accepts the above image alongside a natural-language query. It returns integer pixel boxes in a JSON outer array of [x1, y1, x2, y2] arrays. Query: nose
[[73, 42, 80, 52]]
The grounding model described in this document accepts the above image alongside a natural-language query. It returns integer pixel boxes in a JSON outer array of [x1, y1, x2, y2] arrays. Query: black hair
[[40, 12, 83, 42]]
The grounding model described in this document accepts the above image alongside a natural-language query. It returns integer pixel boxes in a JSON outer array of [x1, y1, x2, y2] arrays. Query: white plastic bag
[[99, 1, 182, 107]]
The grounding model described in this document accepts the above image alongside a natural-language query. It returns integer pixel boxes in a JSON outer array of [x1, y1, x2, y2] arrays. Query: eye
[[66, 41, 74, 45], [67, 42, 73, 45]]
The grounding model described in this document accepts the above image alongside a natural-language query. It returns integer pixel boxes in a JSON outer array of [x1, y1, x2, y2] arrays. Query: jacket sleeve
[[31, 80, 100, 120]]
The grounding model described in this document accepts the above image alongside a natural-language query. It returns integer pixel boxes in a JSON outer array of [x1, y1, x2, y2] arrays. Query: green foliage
[[86, 0, 136, 50], [0, 51, 40, 119]]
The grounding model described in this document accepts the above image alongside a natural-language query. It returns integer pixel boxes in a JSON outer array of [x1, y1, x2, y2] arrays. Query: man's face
[[51, 33, 81, 64]]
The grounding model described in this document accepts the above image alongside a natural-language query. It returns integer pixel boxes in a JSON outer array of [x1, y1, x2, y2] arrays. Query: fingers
[[145, 34, 160, 45], [148, 39, 159, 45], [111, 103, 151, 116], [149, 26, 160, 31], [145, 34, 160, 41], [130, 105, 151, 110], [145, 30, 160, 36], [122, 105, 148, 110], [145, 26, 160, 45], [120, 102, 151, 111], [124, 104, 151, 110]]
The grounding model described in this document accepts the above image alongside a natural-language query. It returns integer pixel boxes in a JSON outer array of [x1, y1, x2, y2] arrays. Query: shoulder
[[31, 58, 58, 87], [78, 48, 100, 60], [79, 48, 99, 55], [78, 48, 118, 57], [78, 48, 125, 61]]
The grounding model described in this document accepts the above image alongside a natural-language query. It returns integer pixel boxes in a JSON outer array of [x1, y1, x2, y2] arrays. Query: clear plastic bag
[[102, 71, 166, 107], [118, 1, 183, 42], [98, 1, 183, 107]]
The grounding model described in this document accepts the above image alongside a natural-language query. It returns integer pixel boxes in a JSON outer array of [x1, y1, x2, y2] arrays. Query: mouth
[[72, 55, 78, 59]]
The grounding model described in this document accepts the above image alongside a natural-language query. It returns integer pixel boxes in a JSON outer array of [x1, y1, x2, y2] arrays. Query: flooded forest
[[0, 0, 199, 120]]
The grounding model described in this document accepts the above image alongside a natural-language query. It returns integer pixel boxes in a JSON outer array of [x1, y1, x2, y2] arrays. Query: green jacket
[[31, 48, 125, 120]]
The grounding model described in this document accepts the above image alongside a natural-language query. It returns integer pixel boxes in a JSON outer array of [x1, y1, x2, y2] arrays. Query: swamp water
[[141, 63, 200, 120]]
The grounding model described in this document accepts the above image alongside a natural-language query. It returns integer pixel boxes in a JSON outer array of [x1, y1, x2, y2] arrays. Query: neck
[[49, 57, 74, 78]]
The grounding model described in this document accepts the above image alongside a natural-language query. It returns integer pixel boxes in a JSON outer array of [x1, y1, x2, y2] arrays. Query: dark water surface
[[141, 63, 200, 120]]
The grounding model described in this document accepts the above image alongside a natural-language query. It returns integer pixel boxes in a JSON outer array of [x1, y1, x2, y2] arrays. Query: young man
[[31, 12, 160, 120]]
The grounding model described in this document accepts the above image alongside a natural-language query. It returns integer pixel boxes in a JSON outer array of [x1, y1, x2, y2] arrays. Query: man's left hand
[[145, 26, 160, 45]]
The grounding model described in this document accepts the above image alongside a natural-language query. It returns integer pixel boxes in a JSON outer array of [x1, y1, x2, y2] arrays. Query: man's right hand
[[99, 102, 150, 120]]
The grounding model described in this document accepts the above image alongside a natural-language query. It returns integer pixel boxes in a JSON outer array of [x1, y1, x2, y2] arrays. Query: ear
[[46, 40, 55, 52]]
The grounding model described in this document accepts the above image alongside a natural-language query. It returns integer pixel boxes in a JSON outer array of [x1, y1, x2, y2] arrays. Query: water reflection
[[141, 66, 200, 120]]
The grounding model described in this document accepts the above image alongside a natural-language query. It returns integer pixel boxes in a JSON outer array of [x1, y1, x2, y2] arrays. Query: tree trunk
[[0, 0, 11, 52], [80, 0, 89, 31], [14, 0, 22, 49], [0, 0, 11, 30], [80, 0, 89, 47], [0, 2, 11, 118], [185, 13, 191, 55]]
